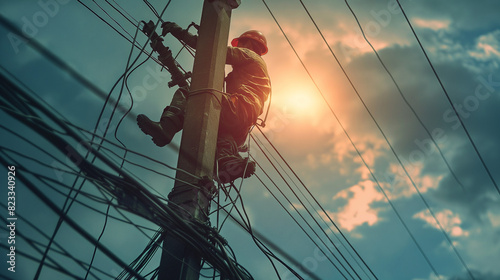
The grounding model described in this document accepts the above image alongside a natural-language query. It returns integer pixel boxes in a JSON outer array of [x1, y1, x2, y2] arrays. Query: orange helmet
[[231, 30, 268, 55]]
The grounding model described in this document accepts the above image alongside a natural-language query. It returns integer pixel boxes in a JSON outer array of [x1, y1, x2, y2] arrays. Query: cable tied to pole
[[188, 88, 225, 106]]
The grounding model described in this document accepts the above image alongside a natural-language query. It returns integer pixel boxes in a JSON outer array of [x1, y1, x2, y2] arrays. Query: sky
[[1, 0, 500, 279]]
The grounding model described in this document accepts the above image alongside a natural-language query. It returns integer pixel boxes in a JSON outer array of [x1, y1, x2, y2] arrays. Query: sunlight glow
[[280, 87, 322, 119]]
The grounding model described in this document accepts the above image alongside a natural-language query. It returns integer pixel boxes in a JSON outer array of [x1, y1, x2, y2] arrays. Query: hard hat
[[231, 30, 268, 55]]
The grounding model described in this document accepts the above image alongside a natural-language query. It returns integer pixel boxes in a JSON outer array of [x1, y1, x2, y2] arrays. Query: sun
[[280, 88, 322, 119]]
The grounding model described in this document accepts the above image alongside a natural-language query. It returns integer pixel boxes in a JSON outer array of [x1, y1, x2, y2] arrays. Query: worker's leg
[[218, 93, 258, 145], [215, 134, 256, 184], [214, 94, 257, 183], [137, 86, 187, 147]]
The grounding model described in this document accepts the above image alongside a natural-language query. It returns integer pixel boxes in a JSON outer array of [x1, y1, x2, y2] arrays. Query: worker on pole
[[137, 23, 271, 184]]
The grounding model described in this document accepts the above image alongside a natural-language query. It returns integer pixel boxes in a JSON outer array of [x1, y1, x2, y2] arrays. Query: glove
[[161, 21, 181, 37]]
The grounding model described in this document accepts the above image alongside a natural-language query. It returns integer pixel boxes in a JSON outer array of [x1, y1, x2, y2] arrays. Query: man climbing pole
[[137, 22, 271, 184]]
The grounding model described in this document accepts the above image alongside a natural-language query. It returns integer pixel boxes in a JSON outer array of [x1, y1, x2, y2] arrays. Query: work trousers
[[162, 87, 260, 159]]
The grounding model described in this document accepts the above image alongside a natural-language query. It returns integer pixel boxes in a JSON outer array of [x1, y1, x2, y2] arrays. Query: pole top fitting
[[227, 0, 241, 9], [208, 0, 241, 9]]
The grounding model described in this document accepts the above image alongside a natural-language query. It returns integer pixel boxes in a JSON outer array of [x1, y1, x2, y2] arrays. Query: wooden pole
[[158, 1, 240, 279]]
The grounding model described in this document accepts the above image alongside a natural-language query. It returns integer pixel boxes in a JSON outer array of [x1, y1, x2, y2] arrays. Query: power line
[[301, 1, 475, 278], [76, 0, 146, 54], [0, 143, 207, 278], [254, 127, 381, 279], [84, 202, 112, 279], [224, 210, 322, 280], [395, 0, 499, 199], [255, 125, 442, 278], [105, 0, 140, 26], [341, 2, 474, 279], [3, 1, 478, 278], [0, 15, 134, 120], [339, 0, 466, 191], [0, 155, 147, 280], [32, 14, 169, 275], [0, 69, 254, 279], [218, 181, 304, 280], [260, 0, 453, 277], [0, 33, 192, 192], [0, 200, 119, 279], [91, 0, 135, 38], [0, 3, 338, 279], [257, 169, 352, 279], [251, 159, 352, 279], [258, 2, 389, 279], [251, 134, 365, 279], [0, 14, 190, 277]]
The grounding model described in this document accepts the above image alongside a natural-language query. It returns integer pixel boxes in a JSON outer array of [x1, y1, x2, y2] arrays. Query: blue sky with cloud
[[1, 0, 500, 279]]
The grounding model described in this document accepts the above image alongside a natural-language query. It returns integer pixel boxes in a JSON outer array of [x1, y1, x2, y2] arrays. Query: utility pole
[[158, 0, 240, 279]]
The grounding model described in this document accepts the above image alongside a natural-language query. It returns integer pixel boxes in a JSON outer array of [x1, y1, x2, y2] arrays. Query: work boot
[[215, 136, 256, 183], [137, 106, 183, 147], [216, 155, 256, 184]]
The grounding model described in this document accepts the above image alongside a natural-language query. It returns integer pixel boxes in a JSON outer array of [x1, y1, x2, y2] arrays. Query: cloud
[[487, 211, 500, 227], [450, 270, 500, 280], [468, 30, 500, 64], [412, 273, 446, 280], [413, 18, 451, 31], [386, 162, 443, 200], [414, 270, 500, 280], [413, 209, 469, 237], [413, 206, 500, 275], [290, 202, 305, 211], [329, 180, 384, 232], [460, 224, 500, 275], [404, 0, 500, 31]]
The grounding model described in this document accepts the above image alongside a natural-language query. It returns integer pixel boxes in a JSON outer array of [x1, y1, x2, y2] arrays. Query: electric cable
[[337, 2, 475, 278], [0, 15, 134, 120], [1, 70, 254, 279], [33, 21, 145, 273], [0, 2, 419, 278], [215, 134, 254, 230], [143, 0, 161, 19], [0, 66, 190, 269], [338, 0, 466, 191], [252, 158, 350, 279], [252, 142, 351, 279], [104, 0, 140, 26], [91, 0, 135, 39], [263, 1, 467, 278], [256, 126, 441, 279], [36, 4, 174, 276], [84, 202, 112, 280], [251, 131, 374, 279], [0, 199, 108, 279], [251, 141, 363, 279], [217, 180, 304, 280], [3, 7, 256, 280], [395, 0, 499, 200], [222, 209, 322, 280], [260, 1, 384, 278], [0, 155, 148, 280]]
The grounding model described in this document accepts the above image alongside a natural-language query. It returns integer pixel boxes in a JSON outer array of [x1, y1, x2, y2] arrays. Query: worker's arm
[[226, 46, 256, 66], [161, 22, 197, 49]]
